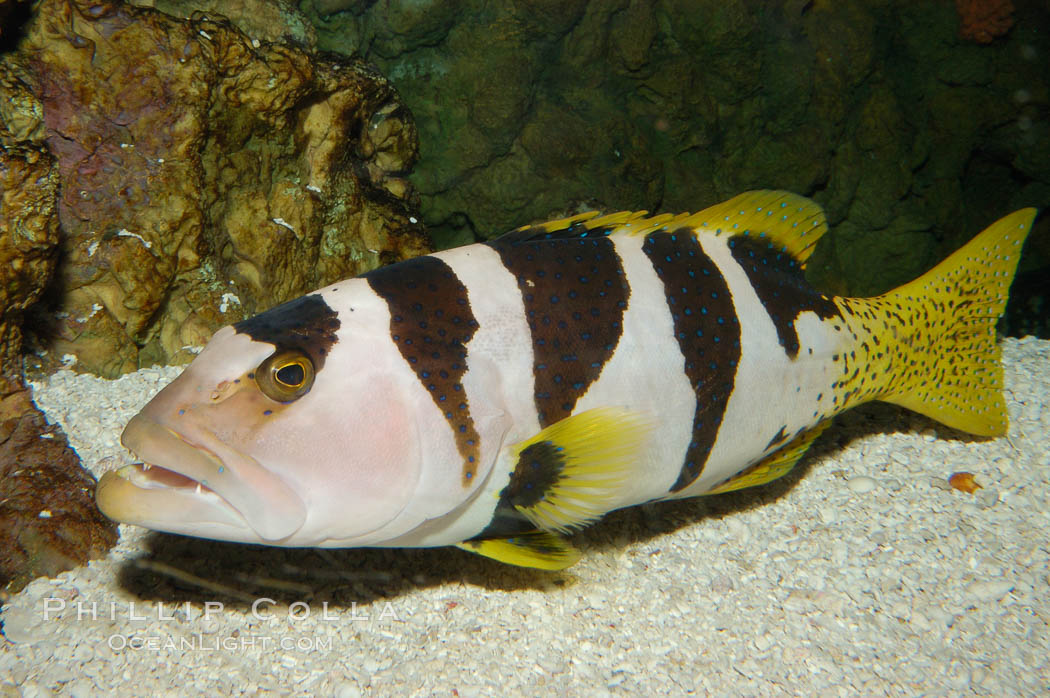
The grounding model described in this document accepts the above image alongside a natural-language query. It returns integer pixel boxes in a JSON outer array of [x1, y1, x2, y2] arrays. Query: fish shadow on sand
[[114, 402, 987, 610]]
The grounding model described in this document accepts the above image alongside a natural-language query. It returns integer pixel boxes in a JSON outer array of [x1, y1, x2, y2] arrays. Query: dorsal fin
[[495, 209, 652, 244], [690, 190, 828, 268], [494, 191, 828, 268]]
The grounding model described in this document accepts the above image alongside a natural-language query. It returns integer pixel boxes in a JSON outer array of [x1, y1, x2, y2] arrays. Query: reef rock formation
[[0, 375, 118, 595], [12, 0, 428, 377], [0, 60, 116, 596], [129, 0, 318, 49], [0, 65, 58, 372]]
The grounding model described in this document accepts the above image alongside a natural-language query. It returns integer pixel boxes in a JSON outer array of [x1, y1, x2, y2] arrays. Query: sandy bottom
[[2, 337, 1048, 696]]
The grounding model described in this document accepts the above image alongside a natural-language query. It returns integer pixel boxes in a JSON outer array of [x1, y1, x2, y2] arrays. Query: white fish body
[[96, 191, 1036, 569]]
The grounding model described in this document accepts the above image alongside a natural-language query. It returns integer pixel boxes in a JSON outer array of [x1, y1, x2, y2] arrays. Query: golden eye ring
[[255, 349, 315, 402]]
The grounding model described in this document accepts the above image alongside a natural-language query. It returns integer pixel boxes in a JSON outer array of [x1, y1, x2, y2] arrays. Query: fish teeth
[[196, 482, 202, 495]]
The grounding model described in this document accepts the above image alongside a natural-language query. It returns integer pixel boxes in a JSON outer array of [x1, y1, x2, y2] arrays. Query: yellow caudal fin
[[836, 208, 1037, 436]]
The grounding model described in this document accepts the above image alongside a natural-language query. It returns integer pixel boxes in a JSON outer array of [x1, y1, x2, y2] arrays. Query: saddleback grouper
[[96, 191, 1037, 569]]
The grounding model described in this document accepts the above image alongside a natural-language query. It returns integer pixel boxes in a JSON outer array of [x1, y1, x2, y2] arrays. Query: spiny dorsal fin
[[455, 531, 580, 570], [496, 210, 652, 243], [496, 191, 828, 269], [704, 420, 831, 495], [498, 408, 653, 534]]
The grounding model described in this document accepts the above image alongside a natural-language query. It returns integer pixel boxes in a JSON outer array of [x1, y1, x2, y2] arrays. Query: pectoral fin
[[499, 407, 653, 534]]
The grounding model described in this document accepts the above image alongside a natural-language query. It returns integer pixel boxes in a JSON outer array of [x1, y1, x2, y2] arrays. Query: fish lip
[[118, 417, 229, 495], [95, 467, 254, 541], [102, 413, 308, 542]]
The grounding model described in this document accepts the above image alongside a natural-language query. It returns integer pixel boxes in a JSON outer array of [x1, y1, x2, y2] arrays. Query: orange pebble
[[948, 472, 982, 494]]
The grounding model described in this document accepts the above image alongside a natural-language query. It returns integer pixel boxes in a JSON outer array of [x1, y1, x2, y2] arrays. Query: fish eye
[[275, 362, 305, 387], [256, 350, 315, 403]]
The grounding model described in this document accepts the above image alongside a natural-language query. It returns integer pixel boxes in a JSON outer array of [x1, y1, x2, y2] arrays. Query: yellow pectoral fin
[[503, 407, 654, 534], [456, 531, 581, 570], [705, 421, 831, 495]]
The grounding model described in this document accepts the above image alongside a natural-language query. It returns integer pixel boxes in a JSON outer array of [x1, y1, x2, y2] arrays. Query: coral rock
[[0, 64, 59, 371], [15, 0, 429, 377], [0, 58, 115, 597], [0, 374, 117, 595], [128, 0, 318, 49]]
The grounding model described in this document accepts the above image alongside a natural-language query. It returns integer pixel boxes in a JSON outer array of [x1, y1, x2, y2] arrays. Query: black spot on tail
[[765, 425, 789, 450], [501, 440, 565, 508]]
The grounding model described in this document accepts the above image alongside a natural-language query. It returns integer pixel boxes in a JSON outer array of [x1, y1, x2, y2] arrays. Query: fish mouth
[[95, 464, 247, 540], [107, 462, 217, 495], [96, 414, 308, 543]]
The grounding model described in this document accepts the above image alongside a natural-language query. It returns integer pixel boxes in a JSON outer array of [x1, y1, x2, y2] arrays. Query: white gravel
[[2, 337, 1049, 696]]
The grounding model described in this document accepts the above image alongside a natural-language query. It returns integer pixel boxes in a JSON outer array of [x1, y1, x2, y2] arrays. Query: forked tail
[[836, 208, 1037, 436]]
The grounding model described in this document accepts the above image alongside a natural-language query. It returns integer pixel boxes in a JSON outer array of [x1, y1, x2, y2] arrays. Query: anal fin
[[705, 421, 830, 495], [456, 531, 581, 570]]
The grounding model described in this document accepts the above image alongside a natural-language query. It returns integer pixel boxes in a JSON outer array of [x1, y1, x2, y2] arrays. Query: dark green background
[[302, 0, 1050, 335]]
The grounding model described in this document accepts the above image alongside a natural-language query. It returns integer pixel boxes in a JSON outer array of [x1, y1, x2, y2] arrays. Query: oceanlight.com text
[[108, 633, 336, 652]]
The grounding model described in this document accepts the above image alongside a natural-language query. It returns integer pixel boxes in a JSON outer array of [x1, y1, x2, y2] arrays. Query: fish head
[[95, 288, 426, 546]]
